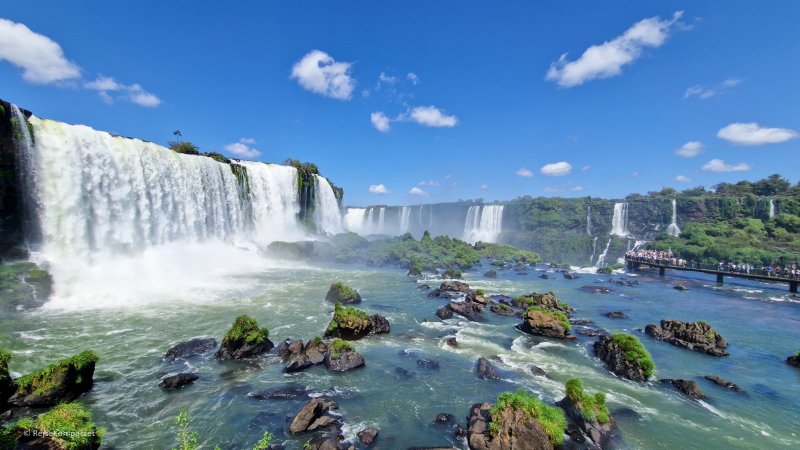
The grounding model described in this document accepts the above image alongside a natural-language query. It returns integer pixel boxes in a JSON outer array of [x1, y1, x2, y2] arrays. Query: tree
[[173, 130, 182, 142]]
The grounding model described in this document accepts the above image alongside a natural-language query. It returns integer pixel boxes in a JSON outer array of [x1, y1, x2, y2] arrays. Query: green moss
[[565, 378, 610, 424], [230, 164, 251, 196], [488, 390, 567, 445], [223, 316, 269, 347], [331, 281, 358, 299], [611, 333, 655, 378], [327, 302, 370, 333], [14, 402, 104, 449], [442, 269, 462, 279], [496, 303, 511, 311], [329, 339, 355, 359], [15, 350, 98, 395], [308, 336, 323, 347], [475, 289, 485, 296], [525, 306, 570, 332], [0, 349, 10, 365]]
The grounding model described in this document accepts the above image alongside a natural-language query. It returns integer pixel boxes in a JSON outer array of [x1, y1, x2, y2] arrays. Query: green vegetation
[[565, 379, 610, 424], [15, 350, 98, 395], [495, 303, 511, 311], [284, 158, 319, 175], [169, 141, 200, 155], [331, 281, 358, 299], [525, 306, 570, 332], [442, 268, 462, 279], [203, 152, 230, 164], [327, 302, 370, 333], [611, 333, 655, 378], [230, 164, 251, 195], [475, 289, 485, 296], [223, 316, 269, 347], [488, 390, 567, 445], [172, 408, 270, 450], [11, 403, 104, 449], [329, 339, 355, 359]]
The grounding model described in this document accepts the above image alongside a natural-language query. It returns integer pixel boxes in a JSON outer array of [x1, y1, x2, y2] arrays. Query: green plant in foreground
[[173, 409, 271, 450], [565, 378, 610, 424], [14, 403, 104, 449], [223, 315, 269, 346], [488, 390, 567, 445], [253, 431, 273, 450], [611, 333, 655, 378]]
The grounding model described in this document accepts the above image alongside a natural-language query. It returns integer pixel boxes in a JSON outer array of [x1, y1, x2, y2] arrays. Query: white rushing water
[[238, 160, 302, 243], [769, 199, 775, 219], [462, 204, 504, 244], [377, 207, 386, 234], [399, 206, 411, 233], [589, 236, 598, 266], [586, 205, 592, 236], [313, 175, 343, 235], [344, 208, 367, 234], [610, 202, 629, 237], [595, 237, 613, 267], [666, 199, 681, 237]]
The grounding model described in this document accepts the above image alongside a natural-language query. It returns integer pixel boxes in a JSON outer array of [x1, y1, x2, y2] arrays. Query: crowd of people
[[625, 250, 800, 280]]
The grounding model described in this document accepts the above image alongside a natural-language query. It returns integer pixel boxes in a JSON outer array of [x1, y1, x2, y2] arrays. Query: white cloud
[[418, 180, 439, 186], [0, 18, 81, 84], [571, 186, 585, 192], [544, 187, 563, 193], [717, 122, 798, 146], [674, 175, 692, 183], [409, 187, 428, 196], [370, 112, 390, 132], [546, 11, 683, 87], [480, 184, 489, 190], [540, 161, 573, 176], [702, 159, 751, 172], [675, 140, 703, 158], [407, 72, 420, 85], [368, 184, 389, 194], [98, 91, 113, 104], [581, 165, 591, 171], [684, 78, 741, 100], [84, 76, 161, 108], [290, 50, 355, 100], [407, 106, 457, 127], [224, 138, 261, 158], [516, 167, 533, 177], [378, 72, 397, 84]]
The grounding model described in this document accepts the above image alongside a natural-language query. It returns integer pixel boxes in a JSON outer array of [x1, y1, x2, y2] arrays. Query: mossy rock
[[468, 390, 567, 449], [0, 349, 13, 407], [594, 333, 655, 381], [324, 303, 371, 340], [10, 350, 98, 407], [216, 315, 274, 360], [12, 402, 103, 449], [559, 379, 615, 448], [324, 281, 362, 304], [0, 262, 53, 311], [442, 269, 462, 279], [518, 306, 572, 339]]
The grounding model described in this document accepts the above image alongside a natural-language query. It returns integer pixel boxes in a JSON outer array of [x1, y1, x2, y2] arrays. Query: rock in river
[[645, 320, 729, 356], [163, 338, 217, 361]]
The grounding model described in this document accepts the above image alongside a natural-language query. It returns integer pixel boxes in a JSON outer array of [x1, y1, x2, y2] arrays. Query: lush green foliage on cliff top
[[488, 390, 567, 445]]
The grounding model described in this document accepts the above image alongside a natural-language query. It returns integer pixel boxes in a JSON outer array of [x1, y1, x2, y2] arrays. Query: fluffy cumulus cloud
[[540, 161, 573, 176], [546, 11, 683, 87], [684, 78, 741, 100], [409, 187, 428, 196], [516, 167, 533, 177], [370, 112, 390, 132], [224, 138, 261, 158], [674, 175, 692, 183], [368, 184, 389, 194], [675, 140, 703, 158], [84, 76, 161, 107], [702, 159, 751, 172], [408, 106, 457, 127], [0, 18, 81, 84], [290, 50, 355, 100], [717, 123, 798, 146]]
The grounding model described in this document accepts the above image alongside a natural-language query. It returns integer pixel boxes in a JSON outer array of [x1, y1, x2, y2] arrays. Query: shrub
[[564, 378, 610, 424], [169, 141, 199, 155], [329, 339, 355, 359], [223, 316, 269, 346], [611, 333, 655, 378], [489, 390, 567, 445], [475, 289, 485, 296], [14, 403, 104, 449], [327, 302, 370, 333], [331, 281, 358, 299]]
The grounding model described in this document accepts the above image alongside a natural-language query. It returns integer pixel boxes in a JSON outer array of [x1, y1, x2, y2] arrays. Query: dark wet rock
[[9, 350, 97, 407], [440, 280, 470, 293], [466, 401, 555, 450], [418, 284, 431, 290], [324, 351, 365, 372], [529, 365, 547, 377], [511, 292, 573, 316], [275, 339, 296, 360], [433, 412, 456, 425], [283, 338, 328, 373], [358, 427, 379, 447], [416, 359, 440, 370], [445, 337, 458, 347], [673, 285, 689, 291], [474, 357, 501, 380], [580, 285, 613, 294], [490, 303, 517, 316], [645, 320, 729, 356], [490, 294, 513, 303], [446, 301, 484, 322], [163, 338, 217, 361], [395, 367, 417, 379], [249, 386, 309, 400], [564, 272, 578, 280], [407, 266, 423, 277], [216, 316, 274, 361], [610, 407, 641, 421], [575, 328, 610, 338], [661, 379, 705, 399], [484, 269, 498, 278], [159, 372, 198, 389], [517, 307, 573, 339], [369, 314, 391, 335], [787, 355, 800, 368], [325, 303, 390, 340], [427, 289, 458, 299], [593, 335, 651, 382], [606, 312, 627, 319], [565, 422, 586, 443], [539, 273, 550, 279], [289, 397, 340, 434], [435, 306, 454, 320], [557, 395, 616, 449], [569, 319, 593, 325], [325, 282, 362, 305], [408, 448, 458, 450], [704, 375, 743, 392], [305, 435, 350, 450]]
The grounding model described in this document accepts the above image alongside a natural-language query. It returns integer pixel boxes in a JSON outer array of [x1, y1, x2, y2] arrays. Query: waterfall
[[313, 175, 343, 235], [666, 199, 681, 237], [10, 105, 40, 245], [377, 207, 386, 234], [586, 206, 592, 235], [610, 202, 629, 237], [769, 199, 775, 219], [589, 236, 598, 266], [462, 204, 504, 244], [399, 206, 411, 233], [344, 208, 367, 234], [595, 238, 612, 268], [417, 205, 424, 228]]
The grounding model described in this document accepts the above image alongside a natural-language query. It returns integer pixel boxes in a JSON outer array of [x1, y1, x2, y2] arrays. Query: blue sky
[[2, 1, 799, 206]]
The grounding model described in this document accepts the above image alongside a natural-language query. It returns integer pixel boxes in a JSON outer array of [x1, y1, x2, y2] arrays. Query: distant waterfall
[[666, 199, 681, 237], [610, 202, 629, 237], [313, 175, 343, 235], [399, 206, 411, 233], [462, 205, 504, 244], [769, 199, 775, 219], [344, 208, 367, 234], [589, 236, 598, 266], [586, 206, 592, 235], [377, 207, 386, 234], [595, 238, 612, 268]]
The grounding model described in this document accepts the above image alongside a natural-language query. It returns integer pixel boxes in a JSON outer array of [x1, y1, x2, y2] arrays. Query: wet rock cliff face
[[0, 99, 29, 259]]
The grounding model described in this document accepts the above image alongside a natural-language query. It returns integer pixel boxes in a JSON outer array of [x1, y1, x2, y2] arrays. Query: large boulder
[[594, 334, 655, 382], [786, 353, 799, 368], [704, 375, 743, 392], [489, 302, 517, 316], [284, 338, 329, 373], [0, 350, 13, 407], [325, 282, 362, 305], [324, 303, 390, 340], [517, 307, 573, 339], [511, 292, 572, 315], [159, 372, 198, 389], [289, 397, 340, 434], [216, 315, 274, 360], [474, 357, 501, 380], [163, 338, 217, 361], [9, 350, 97, 407], [13, 402, 102, 449], [447, 301, 484, 322], [324, 339, 365, 372], [644, 320, 729, 356], [440, 280, 471, 294], [484, 270, 497, 278], [436, 306, 454, 320], [557, 379, 615, 448], [357, 428, 379, 447], [660, 379, 705, 399]]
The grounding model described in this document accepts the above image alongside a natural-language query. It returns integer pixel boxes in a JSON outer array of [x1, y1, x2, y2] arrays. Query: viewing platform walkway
[[624, 256, 799, 293]]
